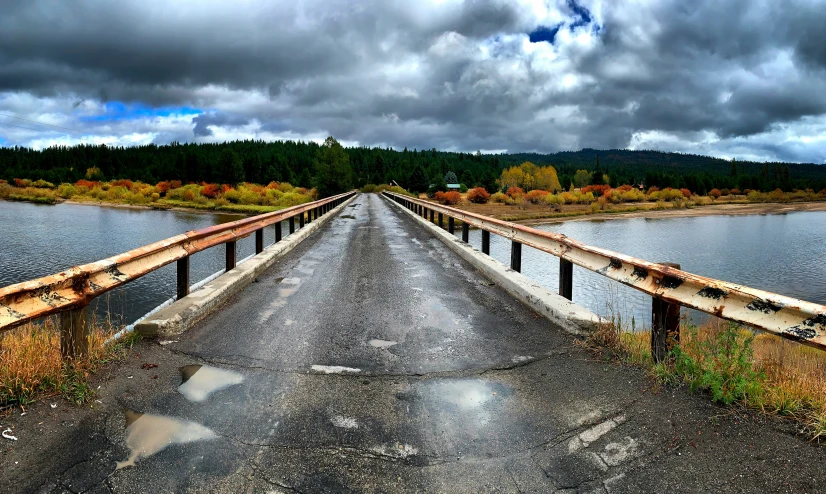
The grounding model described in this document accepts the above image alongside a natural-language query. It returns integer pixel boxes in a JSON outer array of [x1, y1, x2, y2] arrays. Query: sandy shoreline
[[519, 201, 826, 226]]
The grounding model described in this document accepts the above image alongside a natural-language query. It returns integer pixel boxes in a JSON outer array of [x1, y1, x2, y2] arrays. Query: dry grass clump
[[0, 317, 136, 406], [588, 317, 826, 442]]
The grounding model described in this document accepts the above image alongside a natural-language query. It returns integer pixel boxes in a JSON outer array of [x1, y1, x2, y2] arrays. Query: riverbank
[[429, 197, 826, 226]]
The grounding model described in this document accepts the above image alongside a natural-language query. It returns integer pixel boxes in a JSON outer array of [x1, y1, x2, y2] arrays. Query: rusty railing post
[[177, 256, 190, 300], [481, 230, 490, 255], [510, 241, 522, 272], [60, 305, 89, 359], [255, 229, 264, 254], [559, 258, 573, 300], [462, 222, 469, 243], [289, 216, 295, 234], [275, 222, 282, 243], [652, 262, 681, 363], [226, 241, 237, 271], [448, 217, 455, 234]]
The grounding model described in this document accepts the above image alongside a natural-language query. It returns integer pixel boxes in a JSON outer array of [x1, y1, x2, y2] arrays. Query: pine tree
[[313, 136, 353, 197]]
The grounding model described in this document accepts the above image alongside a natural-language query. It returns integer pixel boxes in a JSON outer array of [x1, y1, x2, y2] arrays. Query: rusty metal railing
[[384, 191, 826, 357], [0, 191, 357, 357]]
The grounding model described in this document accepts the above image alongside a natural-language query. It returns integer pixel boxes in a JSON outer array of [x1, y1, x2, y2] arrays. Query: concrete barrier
[[384, 195, 604, 336], [135, 194, 358, 338]]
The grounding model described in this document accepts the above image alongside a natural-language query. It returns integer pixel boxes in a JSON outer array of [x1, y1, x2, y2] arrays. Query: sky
[[1, 0, 825, 163]]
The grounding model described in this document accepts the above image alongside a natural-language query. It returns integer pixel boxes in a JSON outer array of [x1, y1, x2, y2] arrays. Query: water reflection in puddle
[[116, 410, 216, 469], [368, 339, 398, 349], [415, 379, 511, 427], [178, 365, 244, 402]]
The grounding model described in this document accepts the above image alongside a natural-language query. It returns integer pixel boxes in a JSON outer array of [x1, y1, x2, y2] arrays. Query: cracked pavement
[[3, 194, 826, 493]]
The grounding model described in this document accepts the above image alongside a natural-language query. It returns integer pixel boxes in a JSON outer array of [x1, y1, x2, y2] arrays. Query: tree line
[[1, 140, 824, 198]]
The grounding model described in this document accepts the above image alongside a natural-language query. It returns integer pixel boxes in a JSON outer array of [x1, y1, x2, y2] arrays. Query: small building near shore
[[446, 183, 461, 190]]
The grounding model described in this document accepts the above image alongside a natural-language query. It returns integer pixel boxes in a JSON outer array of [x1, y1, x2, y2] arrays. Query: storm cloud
[[0, 0, 825, 163]]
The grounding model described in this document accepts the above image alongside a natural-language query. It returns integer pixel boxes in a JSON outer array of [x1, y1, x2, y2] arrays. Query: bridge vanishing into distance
[[2, 192, 826, 493]]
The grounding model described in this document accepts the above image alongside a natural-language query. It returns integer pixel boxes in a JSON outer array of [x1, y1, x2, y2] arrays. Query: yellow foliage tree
[[499, 162, 561, 192]]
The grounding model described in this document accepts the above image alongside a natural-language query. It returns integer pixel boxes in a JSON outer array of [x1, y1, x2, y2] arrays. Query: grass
[[586, 318, 826, 442], [0, 317, 139, 407]]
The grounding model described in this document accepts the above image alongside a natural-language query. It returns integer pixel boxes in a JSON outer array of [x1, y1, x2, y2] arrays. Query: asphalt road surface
[[4, 193, 826, 493]]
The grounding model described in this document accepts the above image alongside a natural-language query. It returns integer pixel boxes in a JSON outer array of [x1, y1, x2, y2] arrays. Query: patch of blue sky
[[80, 102, 202, 122], [528, 24, 562, 44]]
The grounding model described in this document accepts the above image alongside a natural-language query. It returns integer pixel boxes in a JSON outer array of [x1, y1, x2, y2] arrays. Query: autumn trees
[[499, 162, 562, 193]]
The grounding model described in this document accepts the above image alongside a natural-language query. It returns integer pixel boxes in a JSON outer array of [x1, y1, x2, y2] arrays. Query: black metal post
[[429, 209, 434, 223], [226, 240, 237, 272], [462, 222, 469, 243], [299, 212, 305, 228], [289, 216, 295, 234], [652, 262, 681, 363], [481, 230, 490, 255], [177, 256, 190, 300], [255, 229, 264, 254], [510, 241, 522, 272], [448, 217, 455, 234], [438, 212, 443, 228], [275, 222, 282, 243], [559, 258, 573, 300]]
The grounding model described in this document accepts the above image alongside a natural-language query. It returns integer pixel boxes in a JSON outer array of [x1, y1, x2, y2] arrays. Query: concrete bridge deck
[[4, 194, 826, 493]]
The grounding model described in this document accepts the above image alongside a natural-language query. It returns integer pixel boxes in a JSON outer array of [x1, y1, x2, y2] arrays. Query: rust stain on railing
[[0, 191, 356, 333], [385, 192, 826, 351]]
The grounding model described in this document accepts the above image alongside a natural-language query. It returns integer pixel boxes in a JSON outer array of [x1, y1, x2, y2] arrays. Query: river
[[0, 201, 280, 326], [467, 211, 826, 328], [2, 201, 824, 329]]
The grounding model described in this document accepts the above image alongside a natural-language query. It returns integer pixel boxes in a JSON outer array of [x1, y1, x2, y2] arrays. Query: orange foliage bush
[[110, 179, 134, 190], [708, 188, 722, 199], [466, 187, 490, 203], [434, 191, 461, 205], [201, 183, 222, 198], [581, 185, 611, 195], [75, 179, 99, 189], [647, 186, 660, 194], [525, 189, 549, 203], [618, 184, 633, 192], [680, 188, 692, 198], [730, 188, 741, 195], [505, 186, 524, 198]]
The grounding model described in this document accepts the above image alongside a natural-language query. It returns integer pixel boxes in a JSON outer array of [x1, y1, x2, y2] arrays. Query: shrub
[[708, 188, 722, 199], [56, 184, 78, 198], [201, 183, 222, 199], [491, 192, 509, 203], [32, 179, 55, 189], [525, 189, 549, 204], [434, 191, 461, 205], [731, 188, 741, 195], [360, 183, 378, 193], [13, 178, 32, 187], [466, 187, 490, 203], [151, 192, 160, 201], [581, 184, 611, 196], [680, 188, 692, 198], [505, 186, 524, 198], [721, 188, 731, 196], [111, 179, 135, 190], [76, 179, 99, 189]]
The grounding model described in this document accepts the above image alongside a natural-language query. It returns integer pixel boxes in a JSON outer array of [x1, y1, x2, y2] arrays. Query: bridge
[[2, 192, 826, 492]]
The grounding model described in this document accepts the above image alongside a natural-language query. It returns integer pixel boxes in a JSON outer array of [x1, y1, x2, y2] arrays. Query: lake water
[[0, 201, 288, 326], [2, 200, 824, 329], [466, 211, 826, 329]]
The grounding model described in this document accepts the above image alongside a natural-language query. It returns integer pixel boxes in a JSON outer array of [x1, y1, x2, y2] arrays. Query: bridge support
[[448, 217, 455, 234], [652, 262, 681, 362], [275, 222, 282, 243], [289, 216, 295, 234], [226, 241, 237, 271], [438, 212, 443, 228], [429, 209, 434, 223], [462, 222, 469, 243], [559, 258, 573, 300], [255, 229, 264, 254], [299, 213, 305, 229], [510, 241, 522, 272], [60, 305, 89, 359], [177, 256, 190, 300], [481, 230, 490, 254]]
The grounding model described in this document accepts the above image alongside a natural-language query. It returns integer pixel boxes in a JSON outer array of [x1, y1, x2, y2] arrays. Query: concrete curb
[[135, 194, 358, 338], [383, 194, 604, 336]]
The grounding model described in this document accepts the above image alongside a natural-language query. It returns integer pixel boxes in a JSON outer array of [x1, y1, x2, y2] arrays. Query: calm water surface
[[0, 201, 289, 325], [467, 211, 826, 328], [3, 201, 824, 328]]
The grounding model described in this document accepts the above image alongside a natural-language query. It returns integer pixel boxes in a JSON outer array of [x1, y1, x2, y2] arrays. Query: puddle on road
[[178, 365, 244, 402], [413, 378, 512, 427], [368, 339, 398, 349], [116, 410, 217, 469]]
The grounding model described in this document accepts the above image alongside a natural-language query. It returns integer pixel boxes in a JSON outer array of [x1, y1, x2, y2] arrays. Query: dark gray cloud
[[1, 0, 825, 163]]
